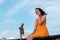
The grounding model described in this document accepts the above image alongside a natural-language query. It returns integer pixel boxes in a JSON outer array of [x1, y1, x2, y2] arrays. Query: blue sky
[[0, 0, 60, 39]]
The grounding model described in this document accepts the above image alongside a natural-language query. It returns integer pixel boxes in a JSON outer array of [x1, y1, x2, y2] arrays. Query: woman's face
[[35, 9, 41, 16]]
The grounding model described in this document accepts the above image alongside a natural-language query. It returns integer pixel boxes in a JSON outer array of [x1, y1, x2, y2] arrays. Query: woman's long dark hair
[[35, 8, 47, 16]]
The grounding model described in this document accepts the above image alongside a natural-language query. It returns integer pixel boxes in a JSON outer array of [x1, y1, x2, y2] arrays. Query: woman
[[27, 8, 49, 40]]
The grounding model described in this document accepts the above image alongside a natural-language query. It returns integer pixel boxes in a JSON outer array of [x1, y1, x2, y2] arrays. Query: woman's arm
[[39, 15, 46, 24], [32, 25, 37, 34]]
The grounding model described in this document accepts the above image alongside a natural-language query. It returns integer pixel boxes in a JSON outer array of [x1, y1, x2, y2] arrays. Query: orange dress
[[29, 16, 49, 37]]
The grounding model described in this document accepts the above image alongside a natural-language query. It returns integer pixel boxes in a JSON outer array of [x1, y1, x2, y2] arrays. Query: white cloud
[[46, 1, 57, 5], [0, 0, 7, 5], [8, 37, 15, 39], [6, 0, 30, 17], [1, 30, 18, 39], [45, 5, 60, 14], [30, 0, 40, 5], [1, 19, 16, 26], [0, 0, 3, 4], [45, 3, 60, 35], [0, 37, 1, 39], [29, 8, 37, 18], [2, 30, 11, 37]]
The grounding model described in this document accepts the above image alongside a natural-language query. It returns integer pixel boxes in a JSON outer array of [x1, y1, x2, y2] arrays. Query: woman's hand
[[38, 15, 46, 24]]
